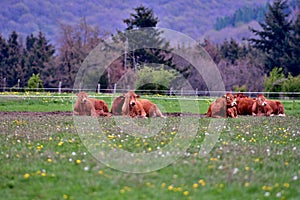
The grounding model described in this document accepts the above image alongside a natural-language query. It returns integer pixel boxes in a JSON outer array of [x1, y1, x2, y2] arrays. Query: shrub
[[27, 73, 44, 92], [136, 66, 179, 94], [233, 85, 247, 92], [282, 75, 300, 97], [264, 67, 286, 97]]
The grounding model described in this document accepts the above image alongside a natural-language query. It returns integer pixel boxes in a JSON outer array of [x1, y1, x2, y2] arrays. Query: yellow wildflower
[[283, 183, 290, 188], [98, 170, 104, 175], [24, 173, 30, 179], [75, 159, 81, 164], [183, 191, 189, 196], [199, 179, 206, 186]]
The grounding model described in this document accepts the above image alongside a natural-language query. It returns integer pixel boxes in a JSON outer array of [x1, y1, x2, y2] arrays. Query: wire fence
[[1, 87, 300, 101], [1, 77, 300, 99], [0, 88, 299, 115]]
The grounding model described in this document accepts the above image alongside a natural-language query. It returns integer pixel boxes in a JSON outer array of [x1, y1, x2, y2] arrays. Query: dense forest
[[213, 5, 268, 31], [0, 0, 299, 93], [0, 0, 271, 44]]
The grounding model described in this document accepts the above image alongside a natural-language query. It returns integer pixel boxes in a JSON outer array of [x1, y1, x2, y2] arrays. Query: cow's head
[[224, 93, 237, 107], [256, 94, 267, 106], [124, 91, 140, 107], [76, 92, 89, 104], [234, 93, 248, 102]]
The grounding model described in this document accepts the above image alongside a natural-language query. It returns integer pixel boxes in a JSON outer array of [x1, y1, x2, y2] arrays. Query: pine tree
[[23, 31, 55, 87], [219, 38, 241, 64], [6, 31, 23, 87], [284, 10, 300, 76], [249, 0, 292, 73], [119, 5, 173, 70], [124, 6, 159, 30], [0, 35, 8, 84]]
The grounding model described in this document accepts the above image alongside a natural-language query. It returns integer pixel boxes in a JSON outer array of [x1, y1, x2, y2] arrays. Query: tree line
[[214, 4, 267, 31], [0, 0, 299, 92]]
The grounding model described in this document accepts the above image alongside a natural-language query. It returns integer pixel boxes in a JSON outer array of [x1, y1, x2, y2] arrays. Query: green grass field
[[0, 92, 299, 115], [0, 92, 299, 200]]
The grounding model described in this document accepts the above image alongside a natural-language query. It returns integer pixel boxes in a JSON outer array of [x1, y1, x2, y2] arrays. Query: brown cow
[[122, 91, 147, 118], [252, 94, 273, 116], [206, 93, 237, 118], [235, 92, 249, 99], [122, 91, 165, 118], [227, 106, 238, 118], [74, 92, 97, 117], [111, 96, 125, 115], [235, 95, 255, 115], [266, 99, 286, 116], [138, 99, 165, 117], [88, 96, 111, 117], [252, 94, 286, 117]]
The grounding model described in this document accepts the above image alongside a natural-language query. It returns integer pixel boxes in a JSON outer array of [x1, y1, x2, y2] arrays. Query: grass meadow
[[0, 92, 299, 200]]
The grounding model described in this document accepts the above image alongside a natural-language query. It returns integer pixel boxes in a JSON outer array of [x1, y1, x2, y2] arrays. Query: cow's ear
[[222, 95, 226, 98], [76, 93, 79, 96]]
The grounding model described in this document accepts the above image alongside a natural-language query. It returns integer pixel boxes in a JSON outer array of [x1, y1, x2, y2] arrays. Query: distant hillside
[[0, 0, 271, 44], [213, 4, 268, 31]]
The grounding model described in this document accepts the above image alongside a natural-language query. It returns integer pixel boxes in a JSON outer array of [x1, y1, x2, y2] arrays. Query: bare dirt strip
[[0, 111, 206, 118]]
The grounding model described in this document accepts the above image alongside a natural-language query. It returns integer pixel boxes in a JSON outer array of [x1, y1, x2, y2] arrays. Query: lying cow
[[122, 91, 165, 118], [235, 94, 255, 115], [206, 93, 237, 118], [111, 96, 125, 115], [252, 94, 273, 116], [88, 95, 111, 117], [227, 106, 238, 118], [252, 94, 285, 117], [74, 92, 97, 117], [74, 92, 111, 117], [266, 99, 285, 116]]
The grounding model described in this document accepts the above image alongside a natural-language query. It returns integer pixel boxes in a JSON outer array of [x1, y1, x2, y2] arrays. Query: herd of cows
[[206, 93, 285, 118], [74, 91, 286, 118]]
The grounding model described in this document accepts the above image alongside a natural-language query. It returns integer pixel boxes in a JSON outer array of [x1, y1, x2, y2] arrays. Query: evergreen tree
[[23, 31, 55, 87], [284, 10, 300, 76], [6, 31, 23, 87], [0, 35, 8, 83], [124, 6, 159, 30], [249, 0, 292, 73], [119, 5, 173, 71], [219, 38, 241, 64]]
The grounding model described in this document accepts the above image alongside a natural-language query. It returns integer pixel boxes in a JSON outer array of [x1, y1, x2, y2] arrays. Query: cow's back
[[237, 98, 255, 115], [111, 96, 125, 115]]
